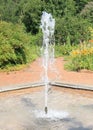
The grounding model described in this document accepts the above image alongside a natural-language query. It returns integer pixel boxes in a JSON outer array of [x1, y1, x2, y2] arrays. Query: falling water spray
[[40, 12, 55, 114]]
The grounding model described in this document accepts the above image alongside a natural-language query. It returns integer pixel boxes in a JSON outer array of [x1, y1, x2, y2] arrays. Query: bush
[[65, 43, 93, 71], [55, 36, 78, 57], [0, 21, 39, 69], [55, 44, 73, 57]]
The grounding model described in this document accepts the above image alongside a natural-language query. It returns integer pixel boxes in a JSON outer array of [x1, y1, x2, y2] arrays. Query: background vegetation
[[0, 0, 93, 71]]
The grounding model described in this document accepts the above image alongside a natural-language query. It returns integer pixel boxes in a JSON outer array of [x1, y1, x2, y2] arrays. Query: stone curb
[[0, 81, 93, 93], [50, 81, 93, 91], [0, 82, 45, 93]]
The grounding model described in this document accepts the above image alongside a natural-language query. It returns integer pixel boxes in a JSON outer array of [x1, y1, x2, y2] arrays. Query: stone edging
[[50, 81, 93, 91], [0, 81, 93, 93]]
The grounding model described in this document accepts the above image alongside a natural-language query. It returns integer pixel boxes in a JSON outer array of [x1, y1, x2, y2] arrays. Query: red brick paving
[[0, 57, 93, 87]]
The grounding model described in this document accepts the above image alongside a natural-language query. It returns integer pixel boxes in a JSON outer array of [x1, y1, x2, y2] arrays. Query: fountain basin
[[0, 86, 93, 130]]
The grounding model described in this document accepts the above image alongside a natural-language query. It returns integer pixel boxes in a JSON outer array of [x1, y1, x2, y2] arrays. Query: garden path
[[0, 57, 93, 89]]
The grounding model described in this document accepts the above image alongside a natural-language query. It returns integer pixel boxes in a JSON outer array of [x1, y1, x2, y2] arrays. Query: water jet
[[40, 11, 55, 114]]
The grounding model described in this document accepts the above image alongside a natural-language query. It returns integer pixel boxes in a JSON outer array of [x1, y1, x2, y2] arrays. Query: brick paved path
[[0, 57, 93, 88]]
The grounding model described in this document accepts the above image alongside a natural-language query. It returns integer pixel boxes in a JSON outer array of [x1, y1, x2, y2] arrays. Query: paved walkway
[[0, 57, 93, 91]]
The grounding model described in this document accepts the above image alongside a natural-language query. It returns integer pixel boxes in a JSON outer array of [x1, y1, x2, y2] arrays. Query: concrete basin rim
[[0, 81, 93, 93]]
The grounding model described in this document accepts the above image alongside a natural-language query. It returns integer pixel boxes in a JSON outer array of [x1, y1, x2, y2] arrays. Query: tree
[[64, 0, 76, 16], [80, 1, 93, 24], [55, 16, 91, 44], [19, 0, 42, 34], [0, 0, 20, 23], [74, 0, 92, 13]]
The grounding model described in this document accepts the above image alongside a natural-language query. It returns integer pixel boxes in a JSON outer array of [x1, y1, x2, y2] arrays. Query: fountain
[[40, 11, 55, 114], [39, 11, 69, 120], [0, 12, 93, 130], [0, 87, 93, 129]]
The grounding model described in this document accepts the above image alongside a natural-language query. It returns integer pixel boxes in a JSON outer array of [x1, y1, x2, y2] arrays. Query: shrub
[[55, 37, 78, 57], [65, 42, 93, 71], [55, 44, 73, 57], [0, 21, 38, 69]]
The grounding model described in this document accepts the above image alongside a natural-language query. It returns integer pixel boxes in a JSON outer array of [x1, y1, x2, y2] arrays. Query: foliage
[[19, 0, 42, 34], [75, 0, 91, 13], [89, 27, 93, 41], [80, 1, 93, 23], [55, 41, 78, 57], [0, 21, 38, 69], [65, 42, 93, 71], [0, 0, 20, 23], [55, 45, 72, 57], [55, 16, 91, 44], [0, 0, 93, 43]]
